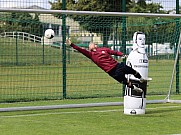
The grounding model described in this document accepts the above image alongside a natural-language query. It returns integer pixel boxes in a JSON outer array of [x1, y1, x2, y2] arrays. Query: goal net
[[0, 8, 181, 111]]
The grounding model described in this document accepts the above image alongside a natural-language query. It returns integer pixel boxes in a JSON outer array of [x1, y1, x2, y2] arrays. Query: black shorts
[[108, 62, 137, 84]]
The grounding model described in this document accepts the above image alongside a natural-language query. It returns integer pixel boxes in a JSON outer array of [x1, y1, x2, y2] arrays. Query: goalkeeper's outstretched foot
[[140, 77, 152, 83], [132, 85, 143, 93]]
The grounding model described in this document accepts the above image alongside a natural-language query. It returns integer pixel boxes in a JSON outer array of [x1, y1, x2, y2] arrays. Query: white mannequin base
[[124, 96, 146, 115], [124, 108, 145, 115]]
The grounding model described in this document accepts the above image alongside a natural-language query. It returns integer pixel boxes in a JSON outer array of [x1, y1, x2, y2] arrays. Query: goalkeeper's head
[[89, 42, 98, 51]]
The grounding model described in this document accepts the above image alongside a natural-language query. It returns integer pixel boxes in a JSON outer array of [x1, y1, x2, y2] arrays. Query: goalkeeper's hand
[[66, 38, 72, 46]]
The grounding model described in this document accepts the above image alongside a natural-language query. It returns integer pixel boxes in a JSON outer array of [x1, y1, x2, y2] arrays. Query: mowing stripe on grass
[[0, 109, 122, 118], [0, 105, 181, 118]]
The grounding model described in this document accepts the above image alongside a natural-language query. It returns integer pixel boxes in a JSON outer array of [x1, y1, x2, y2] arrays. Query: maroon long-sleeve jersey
[[70, 43, 123, 72]]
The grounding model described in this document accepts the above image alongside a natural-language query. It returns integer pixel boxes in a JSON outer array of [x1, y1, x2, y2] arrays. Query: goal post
[[166, 32, 181, 101], [1, 8, 181, 18], [0, 8, 181, 111]]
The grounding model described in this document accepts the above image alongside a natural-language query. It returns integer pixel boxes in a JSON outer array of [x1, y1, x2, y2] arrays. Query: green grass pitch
[[0, 97, 181, 135]]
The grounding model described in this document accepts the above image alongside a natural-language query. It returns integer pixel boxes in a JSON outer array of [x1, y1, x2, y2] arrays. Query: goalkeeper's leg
[[123, 79, 143, 93], [122, 64, 146, 82]]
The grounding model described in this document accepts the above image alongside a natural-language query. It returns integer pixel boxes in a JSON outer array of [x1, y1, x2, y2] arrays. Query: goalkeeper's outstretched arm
[[66, 39, 92, 59]]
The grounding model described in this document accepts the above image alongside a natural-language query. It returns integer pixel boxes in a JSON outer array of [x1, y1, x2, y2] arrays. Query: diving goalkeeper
[[67, 39, 143, 93]]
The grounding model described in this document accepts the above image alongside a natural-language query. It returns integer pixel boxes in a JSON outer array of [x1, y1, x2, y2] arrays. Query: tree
[[31, 13, 44, 37], [49, 0, 63, 19], [5, 12, 43, 37], [129, 0, 165, 13], [50, 0, 175, 49], [127, 1, 170, 44], [7, 12, 33, 32], [50, 0, 132, 47]]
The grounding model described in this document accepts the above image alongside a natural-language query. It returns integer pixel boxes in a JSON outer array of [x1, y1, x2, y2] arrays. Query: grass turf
[[0, 101, 181, 135]]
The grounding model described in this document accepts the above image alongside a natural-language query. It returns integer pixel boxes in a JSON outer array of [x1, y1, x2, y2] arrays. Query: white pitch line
[[0, 109, 122, 118], [146, 105, 181, 110], [0, 105, 181, 118]]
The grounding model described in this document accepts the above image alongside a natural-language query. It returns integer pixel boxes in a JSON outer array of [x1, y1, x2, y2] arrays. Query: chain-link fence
[[0, 0, 180, 102]]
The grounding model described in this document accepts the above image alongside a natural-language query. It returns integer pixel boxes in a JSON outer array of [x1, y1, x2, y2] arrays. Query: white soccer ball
[[44, 29, 55, 39]]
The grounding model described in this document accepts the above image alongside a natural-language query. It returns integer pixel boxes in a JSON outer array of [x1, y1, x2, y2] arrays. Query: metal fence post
[[62, 0, 67, 98], [176, 0, 180, 94], [15, 31, 18, 65], [122, 0, 127, 96]]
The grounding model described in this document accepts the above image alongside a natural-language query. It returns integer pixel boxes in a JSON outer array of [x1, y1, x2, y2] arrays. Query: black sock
[[134, 72, 141, 79]]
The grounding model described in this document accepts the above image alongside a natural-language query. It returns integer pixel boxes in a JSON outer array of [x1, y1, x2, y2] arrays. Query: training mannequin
[[124, 31, 150, 115], [132, 32, 146, 54]]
